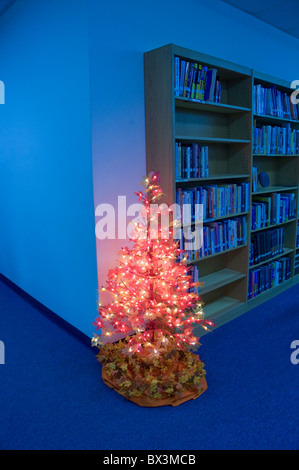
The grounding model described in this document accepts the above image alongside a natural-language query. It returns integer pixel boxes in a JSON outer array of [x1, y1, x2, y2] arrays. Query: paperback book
[[175, 56, 221, 103]]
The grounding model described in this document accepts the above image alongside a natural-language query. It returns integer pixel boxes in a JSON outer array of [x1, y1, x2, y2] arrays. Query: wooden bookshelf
[[252, 69, 299, 288], [144, 44, 299, 332], [198, 269, 247, 295]]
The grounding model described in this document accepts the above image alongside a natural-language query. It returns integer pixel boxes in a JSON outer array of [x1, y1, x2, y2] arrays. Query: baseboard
[[0, 273, 92, 349]]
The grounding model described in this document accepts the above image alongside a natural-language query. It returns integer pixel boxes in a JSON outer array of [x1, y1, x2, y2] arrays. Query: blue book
[[204, 68, 217, 102]]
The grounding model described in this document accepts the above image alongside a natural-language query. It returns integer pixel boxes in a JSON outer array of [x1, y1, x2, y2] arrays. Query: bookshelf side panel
[[144, 46, 175, 204]]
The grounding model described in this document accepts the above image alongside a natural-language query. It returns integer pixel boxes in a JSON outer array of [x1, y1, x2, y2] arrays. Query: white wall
[[0, 0, 98, 337]]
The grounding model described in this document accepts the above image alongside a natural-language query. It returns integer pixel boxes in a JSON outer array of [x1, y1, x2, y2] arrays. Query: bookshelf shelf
[[251, 218, 296, 233], [202, 297, 245, 320], [176, 97, 251, 114], [188, 244, 247, 264], [253, 71, 292, 91], [253, 185, 298, 195], [175, 211, 249, 229], [176, 136, 251, 144], [199, 269, 246, 295], [176, 174, 249, 183], [253, 154, 299, 158], [254, 113, 299, 125], [144, 43, 299, 331], [249, 247, 294, 269]]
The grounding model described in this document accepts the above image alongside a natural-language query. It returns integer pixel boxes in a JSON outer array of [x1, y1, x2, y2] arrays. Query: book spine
[[174, 57, 180, 97]]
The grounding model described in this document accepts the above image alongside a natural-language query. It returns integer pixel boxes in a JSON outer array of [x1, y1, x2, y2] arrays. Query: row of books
[[177, 216, 247, 261], [253, 123, 299, 155], [295, 252, 299, 272], [251, 193, 297, 230], [249, 227, 285, 266], [174, 56, 221, 103], [176, 183, 250, 224], [297, 222, 299, 248], [176, 143, 209, 180], [253, 84, 299, 121], [248, 257, 291, 300]]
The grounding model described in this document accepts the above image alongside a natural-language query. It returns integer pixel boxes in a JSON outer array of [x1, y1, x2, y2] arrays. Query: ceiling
[[0, 0, 15, 16], [0, 1, 298, 41], [221, 0, 299, 40]]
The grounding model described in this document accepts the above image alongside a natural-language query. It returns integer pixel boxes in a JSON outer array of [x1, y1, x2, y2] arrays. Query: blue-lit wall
[[88, 0, 299, 291], [0, 0, 98, 337]]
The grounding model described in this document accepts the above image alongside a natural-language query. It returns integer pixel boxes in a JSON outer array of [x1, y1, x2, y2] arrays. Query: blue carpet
[[0, 278, 298, 450]]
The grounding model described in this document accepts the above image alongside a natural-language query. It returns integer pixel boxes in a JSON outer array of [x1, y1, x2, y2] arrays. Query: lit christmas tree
[[92, 172, 214, 406]]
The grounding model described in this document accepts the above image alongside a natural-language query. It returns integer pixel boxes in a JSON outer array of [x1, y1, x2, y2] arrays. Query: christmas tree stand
[[101, 349, 208, 407], [102, 368, 207, 407]]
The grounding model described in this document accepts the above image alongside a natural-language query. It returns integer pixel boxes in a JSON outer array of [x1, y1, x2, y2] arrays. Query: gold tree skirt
[[102, 366, 208, 407]]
